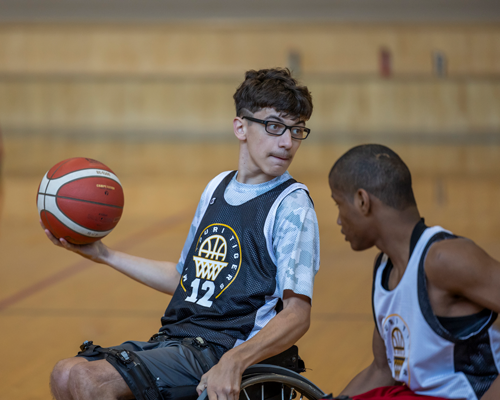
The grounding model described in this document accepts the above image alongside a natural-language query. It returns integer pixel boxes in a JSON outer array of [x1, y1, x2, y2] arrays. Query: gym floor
[[1, 136, 500, 399]]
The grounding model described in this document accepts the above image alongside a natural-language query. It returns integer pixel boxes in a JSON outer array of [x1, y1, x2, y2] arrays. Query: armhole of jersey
[[372, 252, 385, 334], [263, 183, 310, 266], [194, 170, 233, 225], [176, 170, 233, 271], [417, 231, 497, 342]]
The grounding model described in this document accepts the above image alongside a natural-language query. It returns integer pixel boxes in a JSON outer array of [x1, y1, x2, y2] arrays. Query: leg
[[50, 357, 88, 400], [50, 357, 133, 400], [68, 359, 133, 400]]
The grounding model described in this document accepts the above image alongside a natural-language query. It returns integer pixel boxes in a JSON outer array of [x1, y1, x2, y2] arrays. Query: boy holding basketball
[[43, 68, 319, 400], [327, 144, 500, 400]]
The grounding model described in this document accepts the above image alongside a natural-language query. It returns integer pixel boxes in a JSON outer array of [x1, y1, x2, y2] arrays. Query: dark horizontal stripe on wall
[[4, 127, 500, 145]]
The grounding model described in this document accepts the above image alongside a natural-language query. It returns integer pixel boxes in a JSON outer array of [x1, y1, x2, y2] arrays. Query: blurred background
[[1, 1, 500, 398]]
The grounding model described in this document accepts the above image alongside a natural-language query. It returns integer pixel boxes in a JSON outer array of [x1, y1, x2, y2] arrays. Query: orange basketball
[[37, 157, 124, 244]]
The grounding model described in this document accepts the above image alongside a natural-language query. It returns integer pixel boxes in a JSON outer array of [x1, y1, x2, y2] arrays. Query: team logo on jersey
[[383, 314, 411, 384], [181, 223, 242, 308]]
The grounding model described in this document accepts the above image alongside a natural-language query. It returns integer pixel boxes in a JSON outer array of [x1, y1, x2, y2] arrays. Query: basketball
[[37, 157, 124, 244]]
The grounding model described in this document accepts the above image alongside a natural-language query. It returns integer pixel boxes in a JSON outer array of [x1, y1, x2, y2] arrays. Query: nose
[[278, 128, 293, 149]]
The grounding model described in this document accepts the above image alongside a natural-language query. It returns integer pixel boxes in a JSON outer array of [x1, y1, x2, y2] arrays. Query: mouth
[[270, 154, 291, 162]]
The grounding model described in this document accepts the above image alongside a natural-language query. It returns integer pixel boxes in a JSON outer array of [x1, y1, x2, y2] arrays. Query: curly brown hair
[[233, 68, 313, 121]]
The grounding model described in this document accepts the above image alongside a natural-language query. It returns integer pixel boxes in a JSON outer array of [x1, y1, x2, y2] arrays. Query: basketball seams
[[43, 194, 114, 236], [42, 193, 124, 209], [42, 209, 109, 243], [45, 169, 122, 195], [53, 175, 123, 209], [48, 157, 73, 179], [38, 172, 51, 216], [53, 167, 121, 184], [40, 209, 57, 239]]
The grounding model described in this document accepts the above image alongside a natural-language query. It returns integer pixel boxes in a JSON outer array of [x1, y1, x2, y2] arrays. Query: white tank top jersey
[[373, 225, 500, 400]]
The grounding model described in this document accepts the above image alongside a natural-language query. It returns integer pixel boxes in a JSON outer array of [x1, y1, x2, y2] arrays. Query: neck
[[374, 207, 421, 273], [237, 143, 279, 185]]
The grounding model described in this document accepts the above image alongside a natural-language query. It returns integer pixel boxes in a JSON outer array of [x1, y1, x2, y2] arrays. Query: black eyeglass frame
[[242, 116, 311, 140]]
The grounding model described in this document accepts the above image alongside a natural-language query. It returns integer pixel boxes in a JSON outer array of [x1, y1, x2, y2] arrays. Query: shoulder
[[278, 186, 314, 211], [274, 187, 316, 227], [200, 170, 233, 196], [205, 170, 234, 189], [425, 237, 485, 291]]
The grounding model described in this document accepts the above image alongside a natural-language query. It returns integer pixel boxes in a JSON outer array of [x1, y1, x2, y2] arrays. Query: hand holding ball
[[37, 157, 124, 244]]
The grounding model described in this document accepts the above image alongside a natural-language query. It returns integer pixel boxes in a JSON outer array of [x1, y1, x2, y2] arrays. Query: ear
[[355, 188, 371, 216], [233, 117, 247, 141]]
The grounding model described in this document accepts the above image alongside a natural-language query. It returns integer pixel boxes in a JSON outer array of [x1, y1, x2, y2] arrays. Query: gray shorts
[[77, 337, 221, 390]]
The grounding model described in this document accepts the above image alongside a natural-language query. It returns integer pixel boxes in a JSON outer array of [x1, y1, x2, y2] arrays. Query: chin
[[350, 241, 374, 252], [267, 166, 288, 177]]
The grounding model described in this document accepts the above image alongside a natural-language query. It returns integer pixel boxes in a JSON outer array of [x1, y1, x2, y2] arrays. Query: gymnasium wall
[[0, 23, 499, 141]]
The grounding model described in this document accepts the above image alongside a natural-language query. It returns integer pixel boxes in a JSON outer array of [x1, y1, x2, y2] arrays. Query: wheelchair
[[162, 346, 325, 400]]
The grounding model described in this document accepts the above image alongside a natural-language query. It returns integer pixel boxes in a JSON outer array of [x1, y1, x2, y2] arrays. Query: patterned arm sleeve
[[272, 189, 320, 300]]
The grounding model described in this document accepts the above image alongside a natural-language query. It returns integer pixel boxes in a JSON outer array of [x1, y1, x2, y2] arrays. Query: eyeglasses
[[242, 116, 310, 140]]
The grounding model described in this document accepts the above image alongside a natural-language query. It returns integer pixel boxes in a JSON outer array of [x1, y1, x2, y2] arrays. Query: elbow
[[295, 308, 311, 339]]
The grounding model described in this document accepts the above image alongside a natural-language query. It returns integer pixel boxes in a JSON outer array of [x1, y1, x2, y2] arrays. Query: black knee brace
[[79, 341, 164, 400]]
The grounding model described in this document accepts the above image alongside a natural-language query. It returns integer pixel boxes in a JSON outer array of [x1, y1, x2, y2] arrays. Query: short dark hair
[[233, 68, 313, 121], [329, 144, 417, 210]]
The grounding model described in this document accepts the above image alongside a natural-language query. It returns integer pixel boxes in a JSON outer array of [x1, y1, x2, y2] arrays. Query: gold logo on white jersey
[[193, 235, 228, 281], [383, 314, 411, 385], [391, 327, 406, 379]]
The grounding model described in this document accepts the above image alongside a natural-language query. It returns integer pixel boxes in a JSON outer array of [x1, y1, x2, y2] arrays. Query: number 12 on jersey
[[185, 278, 215, 307]]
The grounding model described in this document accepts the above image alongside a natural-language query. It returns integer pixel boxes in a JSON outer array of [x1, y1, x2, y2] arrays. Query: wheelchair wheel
[[240, 373, 324, 400]]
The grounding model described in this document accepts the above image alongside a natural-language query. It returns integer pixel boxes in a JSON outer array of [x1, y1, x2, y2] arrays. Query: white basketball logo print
[[182, 223, 242, 308]]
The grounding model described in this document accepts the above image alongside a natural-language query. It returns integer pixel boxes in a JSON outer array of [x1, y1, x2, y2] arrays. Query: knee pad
[[79, 341, 164, 400]]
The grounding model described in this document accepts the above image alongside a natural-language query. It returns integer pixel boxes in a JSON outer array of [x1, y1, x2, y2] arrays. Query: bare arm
[[196, 290, 311, 400], [425, 238, 500, 314], [425, 238, 500, 398], [338, 327, 396, 397], [41, 220, 180, 295]]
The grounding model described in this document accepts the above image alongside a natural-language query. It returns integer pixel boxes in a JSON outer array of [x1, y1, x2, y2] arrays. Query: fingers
[[205, 385, 239, 400], [197, 375, 208, 395], [207, 388, 219, 400]]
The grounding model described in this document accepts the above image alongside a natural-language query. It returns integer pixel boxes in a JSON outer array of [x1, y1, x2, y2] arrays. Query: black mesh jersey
[[160, 171, 299, 350]]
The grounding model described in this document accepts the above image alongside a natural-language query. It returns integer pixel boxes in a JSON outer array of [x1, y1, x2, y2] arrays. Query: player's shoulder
[[201, 170, 234, 193], [279, 178, 313, 208], [425, 236, 478, 287], [426, 236, 475, 265], [207, 170, 234, 186]]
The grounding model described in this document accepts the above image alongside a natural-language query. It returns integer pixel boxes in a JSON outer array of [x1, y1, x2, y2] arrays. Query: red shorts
[[351, 386, 448, 399]]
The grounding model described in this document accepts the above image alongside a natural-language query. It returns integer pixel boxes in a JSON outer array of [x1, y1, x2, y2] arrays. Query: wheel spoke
[[282, 384, 285, 400], [289, 387, 295, 400], [261, 384, 264, 400], [243, 388, 251, 400]]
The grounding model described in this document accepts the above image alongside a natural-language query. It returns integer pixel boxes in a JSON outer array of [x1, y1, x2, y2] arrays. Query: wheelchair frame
[[164, 364, 325, 400]]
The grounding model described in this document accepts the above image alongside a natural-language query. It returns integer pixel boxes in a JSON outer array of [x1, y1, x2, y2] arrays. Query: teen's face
[[330, 184, 374, 251], [240, 108, 303, 182]]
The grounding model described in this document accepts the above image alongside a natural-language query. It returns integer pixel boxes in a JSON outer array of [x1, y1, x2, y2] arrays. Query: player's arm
[[425, 238, 500, 315], [40, 177, 217, 295], [425, 238, 500, 400], [40, 220, 180, 295], [197, 290, 311, 400], [338, 327, 396, 397]]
